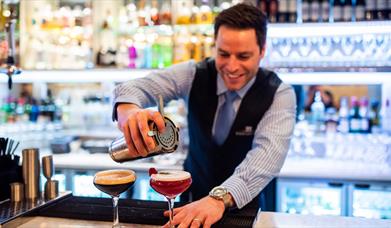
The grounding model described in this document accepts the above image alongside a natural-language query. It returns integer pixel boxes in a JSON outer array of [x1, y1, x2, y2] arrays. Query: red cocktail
[[149, 169, 192, 227]]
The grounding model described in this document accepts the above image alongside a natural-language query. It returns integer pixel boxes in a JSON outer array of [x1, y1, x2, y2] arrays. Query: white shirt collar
[[216, 74, 256, 99]]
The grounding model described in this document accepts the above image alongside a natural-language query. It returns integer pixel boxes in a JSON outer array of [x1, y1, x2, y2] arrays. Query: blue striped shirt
[[113, 60, 296, 209]]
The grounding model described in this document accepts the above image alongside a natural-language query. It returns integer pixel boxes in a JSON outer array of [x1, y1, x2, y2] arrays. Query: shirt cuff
[[221, 176, 253, 209], [112, 97, 142, 121]]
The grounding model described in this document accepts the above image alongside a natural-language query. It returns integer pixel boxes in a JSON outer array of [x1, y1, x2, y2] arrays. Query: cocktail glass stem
[[167, 197, 175, 228], [112, 195, 120, 227]]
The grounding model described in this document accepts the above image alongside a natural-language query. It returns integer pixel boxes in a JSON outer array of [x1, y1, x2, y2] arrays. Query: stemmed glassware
[[93, 169, 136, 227], [149, 168, 192, 228]]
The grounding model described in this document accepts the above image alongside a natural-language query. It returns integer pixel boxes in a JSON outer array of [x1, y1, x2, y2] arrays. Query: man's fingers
[[129, 117, 148, 157], [203, 217, 213, 228], [149, 110, 166, 133], [163, 207, 182, 217], [123, 123, 137, 157], [136, 112, 156, 151], [190, 219, 203, 228]]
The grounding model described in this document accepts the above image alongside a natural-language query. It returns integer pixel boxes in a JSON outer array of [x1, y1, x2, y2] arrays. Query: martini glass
[[93, 169, 136, 227], [149, 168, 192, 228]]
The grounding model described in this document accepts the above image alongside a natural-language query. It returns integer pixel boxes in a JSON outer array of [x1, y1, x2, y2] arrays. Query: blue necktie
[[214, 91, 238, 145]]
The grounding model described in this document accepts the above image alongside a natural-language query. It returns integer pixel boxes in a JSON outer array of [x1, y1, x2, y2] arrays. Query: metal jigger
[[42, 155, 53, 180], [42, 155, 58, 199]]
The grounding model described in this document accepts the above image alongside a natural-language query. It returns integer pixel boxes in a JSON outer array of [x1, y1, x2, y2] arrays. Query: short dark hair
[[214, 3, 268, 52]]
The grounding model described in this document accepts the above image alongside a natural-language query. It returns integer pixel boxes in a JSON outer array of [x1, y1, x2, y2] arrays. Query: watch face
[[212, 187, 227, 198]]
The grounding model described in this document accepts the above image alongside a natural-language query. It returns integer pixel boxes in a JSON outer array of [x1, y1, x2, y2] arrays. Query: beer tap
[[1, 3, 21, 90]]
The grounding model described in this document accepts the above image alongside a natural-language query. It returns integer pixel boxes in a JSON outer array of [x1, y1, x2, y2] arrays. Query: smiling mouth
[[226, 74, 242, 79]]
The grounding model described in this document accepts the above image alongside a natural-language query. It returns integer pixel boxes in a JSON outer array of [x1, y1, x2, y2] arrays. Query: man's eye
[[218, 52, 229, 57], [238, 55, 250, 60]]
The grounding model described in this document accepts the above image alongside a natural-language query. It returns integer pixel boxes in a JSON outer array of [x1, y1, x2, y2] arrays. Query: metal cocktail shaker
[[22, 148, 40, 200], [110, 95, 180, 163]]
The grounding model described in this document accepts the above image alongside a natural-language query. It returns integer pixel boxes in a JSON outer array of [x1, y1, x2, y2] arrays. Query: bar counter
[[1, 194, 390, 228]]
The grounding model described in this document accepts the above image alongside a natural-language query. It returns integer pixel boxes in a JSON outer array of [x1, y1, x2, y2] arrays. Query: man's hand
[[163, 196, 225, 228], [116, 103, 166, 158]]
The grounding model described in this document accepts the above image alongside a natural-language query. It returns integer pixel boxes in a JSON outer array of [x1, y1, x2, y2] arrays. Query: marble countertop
[[253, 212, 391, 228], [6, 212, 391, 228]]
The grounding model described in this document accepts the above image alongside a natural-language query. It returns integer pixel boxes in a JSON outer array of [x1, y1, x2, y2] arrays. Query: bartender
[[112, 3, 296, 228]]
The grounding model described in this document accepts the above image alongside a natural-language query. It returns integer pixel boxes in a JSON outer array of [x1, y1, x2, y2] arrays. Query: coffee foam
[[94, 169, 136, 185], [151, 170, 191, 182]]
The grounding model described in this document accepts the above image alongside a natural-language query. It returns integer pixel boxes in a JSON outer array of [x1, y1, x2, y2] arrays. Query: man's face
[[215, 25, 265, 91]]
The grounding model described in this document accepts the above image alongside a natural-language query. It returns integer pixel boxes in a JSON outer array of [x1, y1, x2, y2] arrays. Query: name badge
[[235, 126, 254, 136]]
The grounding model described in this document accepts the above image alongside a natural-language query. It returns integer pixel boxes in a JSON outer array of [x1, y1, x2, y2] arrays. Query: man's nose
[[226, 57, 239, 72]]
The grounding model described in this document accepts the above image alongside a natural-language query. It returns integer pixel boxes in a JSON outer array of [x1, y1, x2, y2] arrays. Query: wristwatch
[[209, 186, 234, 208]]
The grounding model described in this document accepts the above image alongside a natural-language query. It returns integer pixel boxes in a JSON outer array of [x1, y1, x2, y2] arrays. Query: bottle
[[150, 0, 160, 25], [365, 0, 377, 20], [338, 96, 350, 133], [310, 0, 321, 22], [311, 91, 325, 132], [160, 0, 171, 25], [302, 0, 311, 23], [96, 13, 117, 66], [258, 0, 268, 16], [288, 0, 298, 23], [382, 98, 391, 133], [342, 0, 353, 22], [268, 0, 279, 23], [376, 0, 388, 20], [349, 96, 361, 133], [199, 0, 213, 24], [359, 96, 371, 133], [278, 0, 289, 22], [320, 0, 330, 22], [333, 0, 343, 22], [369, 99, 380, 128], [354, 0, 366, 21]]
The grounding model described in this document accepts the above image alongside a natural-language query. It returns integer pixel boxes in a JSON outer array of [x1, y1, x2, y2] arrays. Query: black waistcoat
[[184, 58, 282, 200]]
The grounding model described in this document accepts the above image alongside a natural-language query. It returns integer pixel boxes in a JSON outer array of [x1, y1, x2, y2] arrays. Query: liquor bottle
[[365, 0, 377, 20], [302, 0, 311, 23], [199, 0, 213, 24], [137, 0, 147, 26], [349, 96, 361, 133], [359, 97, 371, 133], [320, 0, 330, 22], [288, 0, 298, 23], [369, 99, 380, 128], [258, 0, 268, 16], [268, 0, 279, 23], [376, 0, 388, 20], [161, 36, 173, 67], [342, 0, 353, 22], [176, 1, 192, 24], [160, 0, 171, 25], [382, 98, 391, 133], [310, 0, 321, 22], [126, 0, 138, 27], [388, 0, 391, 20], [278, 0, 289, 22], [354, 0, 366, 21], [311, 91, 325, 133], [96, 12, 117, 67], [325, 107, 338, 133], [150, 0, 160, 25], [333, 0, 343, 22], [128, 43, 137, 69], [338, 96, 350, 133]]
